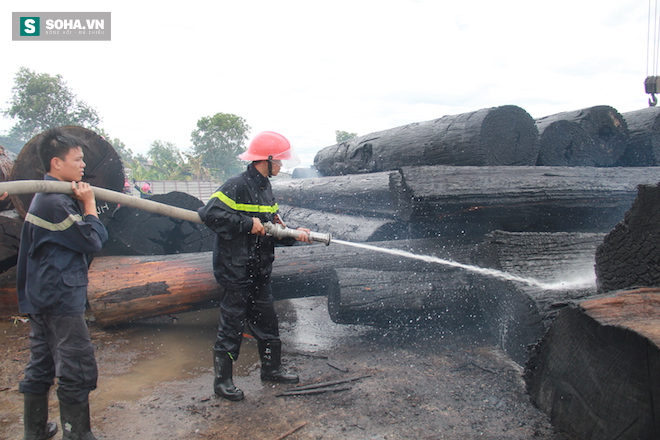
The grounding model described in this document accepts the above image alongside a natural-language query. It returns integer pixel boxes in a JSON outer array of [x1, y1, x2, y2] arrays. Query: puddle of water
[[94, 297, 356, 406]]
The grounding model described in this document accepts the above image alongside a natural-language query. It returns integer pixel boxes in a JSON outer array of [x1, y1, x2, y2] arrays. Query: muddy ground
[[0, 297, 570, 440]]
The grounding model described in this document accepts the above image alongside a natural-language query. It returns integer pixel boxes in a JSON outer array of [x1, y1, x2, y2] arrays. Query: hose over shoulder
[[0, 180, 203, 224]]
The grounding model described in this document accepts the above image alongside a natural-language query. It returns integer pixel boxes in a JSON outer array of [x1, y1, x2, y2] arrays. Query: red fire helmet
[[238, 131, 294, 161]]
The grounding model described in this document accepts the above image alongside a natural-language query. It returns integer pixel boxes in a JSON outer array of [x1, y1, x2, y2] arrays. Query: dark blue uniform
[[198, 164, 295, 358], [17, 175, 108, 404]]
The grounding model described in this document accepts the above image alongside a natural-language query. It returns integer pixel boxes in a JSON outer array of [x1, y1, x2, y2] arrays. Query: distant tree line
[[1, 67, 358, 182]]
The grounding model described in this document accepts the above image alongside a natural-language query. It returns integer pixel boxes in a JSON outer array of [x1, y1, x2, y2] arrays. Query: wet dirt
[[0, 296, 570, 440]]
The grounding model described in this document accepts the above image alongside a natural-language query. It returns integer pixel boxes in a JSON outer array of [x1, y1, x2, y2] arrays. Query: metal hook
[[650, 93, 658, 107]]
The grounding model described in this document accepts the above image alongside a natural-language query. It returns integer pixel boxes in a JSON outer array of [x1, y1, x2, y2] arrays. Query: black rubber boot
[[22, 393, 57, 440], [258, 340, 299, 383], [59, 399, 97, 440], [213, 350, 244, 401]]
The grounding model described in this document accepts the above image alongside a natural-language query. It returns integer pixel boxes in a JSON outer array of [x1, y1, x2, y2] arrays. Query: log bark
[[8, 126, 124, 222], [326, 267, 478, 328], [391, 165, 660, 235], [618, 107, 660, 166], [595, 183, 660, 293], [276, 204, 402, 242], [101, 191, 214, 256], [534, 105, 629, 167], [313, 105, 540, 176], [534, 119, 598, 166], [0, 210, 22, 274], [272, 172, 395, 218], [471, 231, 603, 365], [524, 288, 660, 440], [0, 267, 17, 317], [0, 146, 14, 211]]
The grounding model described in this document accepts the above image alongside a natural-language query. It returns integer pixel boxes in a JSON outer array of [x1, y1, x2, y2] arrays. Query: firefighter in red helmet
[[198, 131, 310, 401]]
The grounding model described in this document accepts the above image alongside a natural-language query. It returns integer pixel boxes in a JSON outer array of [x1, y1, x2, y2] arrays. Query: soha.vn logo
[[20, 16, 106, 36]]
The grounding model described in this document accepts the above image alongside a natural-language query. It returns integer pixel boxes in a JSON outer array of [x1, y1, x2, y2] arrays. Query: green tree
[[335, 130, 357, 143], [148, 140, 181, 165], [3, 67, 101, 142], [190, 113, 250, 180]]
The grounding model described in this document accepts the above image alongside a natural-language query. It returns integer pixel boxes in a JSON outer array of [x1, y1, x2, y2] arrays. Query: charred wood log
[[595, 183, 660, 293], [0, 267, 17, 317], [471, 231, 603, 365], [391, 165, 660, 235], [534, 105, 629, 167], [276, 204, 403, 242], [0, 210, 22, 274], [617, 107, 660, 166], [101, 191, 214, 256], [313, 105, 539, 176], [326, 267, 478, 328], [0, 146, 15, 211], [524, 288, 660, 440], [8, 126, 124, 223], [272, 172, 395, 218], [534, 119, 598, 166]]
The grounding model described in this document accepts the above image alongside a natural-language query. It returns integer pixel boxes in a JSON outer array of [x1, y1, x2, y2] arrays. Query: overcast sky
[[1, 1, 654, 167]]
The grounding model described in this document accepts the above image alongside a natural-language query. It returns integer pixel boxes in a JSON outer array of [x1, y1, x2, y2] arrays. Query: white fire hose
[[0, 180, 331, 245]]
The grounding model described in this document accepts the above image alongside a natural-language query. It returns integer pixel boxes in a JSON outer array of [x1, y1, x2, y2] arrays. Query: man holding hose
[[17, 127, 107, 439], [198, 131, 310, 401]]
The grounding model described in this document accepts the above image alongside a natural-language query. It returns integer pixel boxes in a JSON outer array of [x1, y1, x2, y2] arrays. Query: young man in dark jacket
[[17, 128, 108, 440], [198, 131, 310, 401]]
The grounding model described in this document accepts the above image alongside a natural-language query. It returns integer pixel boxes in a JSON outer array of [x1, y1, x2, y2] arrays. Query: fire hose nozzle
[[263, 222, 332, 246]]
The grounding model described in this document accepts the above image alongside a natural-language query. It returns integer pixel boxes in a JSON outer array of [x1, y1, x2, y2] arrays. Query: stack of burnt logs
[[1, 105, 659, 438]]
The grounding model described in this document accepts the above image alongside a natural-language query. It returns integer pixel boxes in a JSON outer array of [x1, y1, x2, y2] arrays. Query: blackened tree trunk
[[0, 210, 22, 274], [471, 230, 603, 365], [595, 183, 660, 293], [533, 105, 629, 167], [391, 165, 660, 236], [8, 126, 124, 223], [534, 119, 598, 166], [326, 267, 477, 328], [524, 288, 660, 440], [0, 146, 15, 211], [313, 105, 540, 176], [276, 204, 403, 242], [101, 191, 214, 256], [272, 172, 395, 218], [618, 107, 660, 166]]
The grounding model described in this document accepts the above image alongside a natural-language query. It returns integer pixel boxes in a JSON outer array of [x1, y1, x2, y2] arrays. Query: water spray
[[0, 180, 595, 291]]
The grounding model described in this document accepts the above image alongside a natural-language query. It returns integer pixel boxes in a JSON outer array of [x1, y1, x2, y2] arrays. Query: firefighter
[[198, 131, 311, 401]]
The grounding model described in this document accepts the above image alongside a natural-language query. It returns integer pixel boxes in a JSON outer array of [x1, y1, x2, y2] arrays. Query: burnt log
[[0, 210, 22, 274], [2, 238, 468, 324], [272, 172, 395, 218], [326, 267, 478, 328], [313, 105, 539, 176], [101, 191, 214, 256], [534, 105, 629, 167], [0, 267, 17, 317], [471, 231, 603, 365], [391, 165, 660, 236], [595, 182, 660, 293], [8, 126, 124, 223], [0, 146, 14, 211], [534, 119, 598, 166], [524, 288, 660, 440], [617, 107, 660, 166], [277, 205, 402, 242]]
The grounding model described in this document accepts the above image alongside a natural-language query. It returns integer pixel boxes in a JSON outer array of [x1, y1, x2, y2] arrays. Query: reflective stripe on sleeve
[[25, 212, 83, 232], [211, 191, 279, 214]]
